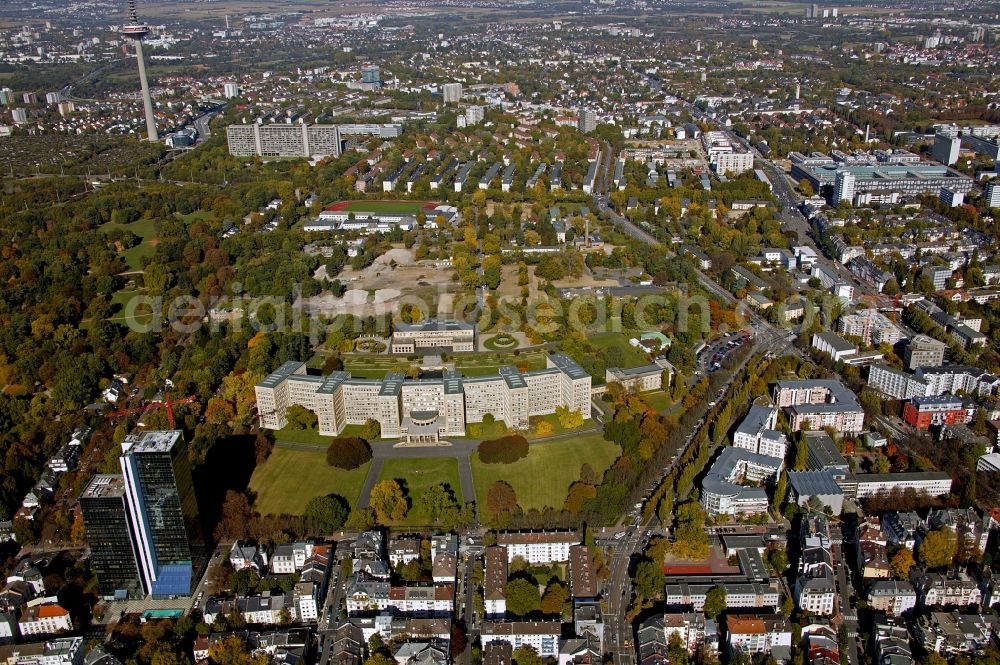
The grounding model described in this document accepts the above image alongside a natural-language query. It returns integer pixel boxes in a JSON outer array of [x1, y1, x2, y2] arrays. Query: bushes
[[477, 435, 529, 464], [326, 437, 372, 470]]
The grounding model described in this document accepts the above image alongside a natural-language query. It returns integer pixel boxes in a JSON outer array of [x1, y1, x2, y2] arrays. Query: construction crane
[[106, 395, 196, 429]]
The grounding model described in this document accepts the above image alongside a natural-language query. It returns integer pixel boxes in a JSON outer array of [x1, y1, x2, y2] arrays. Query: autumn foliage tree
[[370, 479, 407, 523], [485, 481, 517, 525]]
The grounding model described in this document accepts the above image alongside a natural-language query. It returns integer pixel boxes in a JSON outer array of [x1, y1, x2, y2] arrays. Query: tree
[[360, 418, 381, 440], [12, 517, 35, 546], [512, 645, 542, 665], [415, 484, 460, 524], [703, 585, 727, 620], [477, 435, 529, 464], [285, 404, 317, 430], [485, 481, 517, 523], [540, 581, 569, 616], [798, 178, 814, 197], [304, 494, 349, 533], [326, 437, 372, 469], [918, 528, 957, 569], [505, 578, 541, 618], [369, 480, 408, 523], [793, 437, 808, 470], [214, 490, 255, 541], [889, 547, 915, 580], [555, 406, 583, 429], [634, 559, 664, 599], [871, 454, 890, 474], [767, 548, 788, 574], [771, 471, 788, 511]]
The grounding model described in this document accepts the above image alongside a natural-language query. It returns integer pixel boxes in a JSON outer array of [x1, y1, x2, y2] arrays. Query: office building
[[933, 134, 962, 166], [256, 354, 591, 442], [578, 109, 597, 133], [791, 154, 973, 198], [834, 171, 855, 203], [391, 321, 475, 353], [442, 83, 463, 103], [119, 430, 203, 597], [11, 108, 27, 124], [222, 82, 240, 99], [904, 334, 947, 370], [605, 359, 674, 394], [79, 475, 143, 600], [940, 187, 964, 208], [986, 182, 1000, 209], [361, 65, 382, 89], [852, 472, 952, 499]]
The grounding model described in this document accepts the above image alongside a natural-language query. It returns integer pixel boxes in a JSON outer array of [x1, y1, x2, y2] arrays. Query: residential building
[[733, 405, 787, 459], [915, 612, 998, 655], [700, 447, 782, 518], [484, 547, 507, 620], [568, 546, 596, 601], [868, 580, 917, 615], [773, 380, 865, 433], [577, 110, 597, 133], [495, 532, 577, 564], [388, 538, 421, 567], [638, 614, 715, 655], [442, 83, 463, 103], [79, 475, 143, 600], [867, 364, 929, 400], [904, 335, 947, 370], [724, 614, 792, 658], [839, 310, 903, 347], [834, 171, 855, 203], [902, 396, 975, 429], [0, 637, 84, 665], [914, 573, 983, 608], [927, 508, 994, 552], [664, 581, 781, 611], [226, 123, 343, 158], [480, 622, 561, 658], [915, 365, 1000, 397], [119, 430, 203, 597], [986, 182, 1000, 209], [17, 601, 71, 637]]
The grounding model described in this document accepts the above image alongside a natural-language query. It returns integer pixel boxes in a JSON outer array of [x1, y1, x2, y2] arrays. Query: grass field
[[471, 434, 621, 511], [102, 218, 158, 271], [343, 200, 430, 214], [248, 447, 370, 515], [589, 332, 652, 369], [176, 210, 215, 223], [378, 457, 463, 526], [641, 390, 675, 412], [526, 413, 600, 440], [272, 424, 332, 446]]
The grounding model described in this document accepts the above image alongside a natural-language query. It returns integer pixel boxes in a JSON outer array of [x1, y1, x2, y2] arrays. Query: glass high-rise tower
[[119, 430, 203, 597], [79, 474, 143, 600]]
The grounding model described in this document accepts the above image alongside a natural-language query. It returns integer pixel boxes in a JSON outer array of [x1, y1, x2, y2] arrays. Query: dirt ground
[[303, 247, 461, 317], [552, 266, 621, 289]]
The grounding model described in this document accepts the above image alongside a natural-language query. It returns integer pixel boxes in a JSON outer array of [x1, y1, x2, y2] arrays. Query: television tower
[[120, 0, 158, 141]]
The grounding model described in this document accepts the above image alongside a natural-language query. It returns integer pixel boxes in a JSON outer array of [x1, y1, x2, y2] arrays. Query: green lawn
[[343, 200, 430, 214], [272, 424, 332, 446], [378, 457, 463, 525], [175, 210, 214, 223], [641, 390, 675, 412], [102, 217, 159, 271], [526, 413, 599, 440], [471, 434, 622, 511], [248, 447, 370, 515], [589, 332, 652, 368], [326, 350, 549, 380]]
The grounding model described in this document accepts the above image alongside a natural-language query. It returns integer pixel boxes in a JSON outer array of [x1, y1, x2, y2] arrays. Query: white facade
[[495, 532, 577, 565], [480, 622, 561, 658]]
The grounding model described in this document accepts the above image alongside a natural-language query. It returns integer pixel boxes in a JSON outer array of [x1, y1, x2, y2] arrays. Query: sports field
[[471, 434, 621, 511], [248, 447, 370, 515], [327, 200, 435, 215]]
